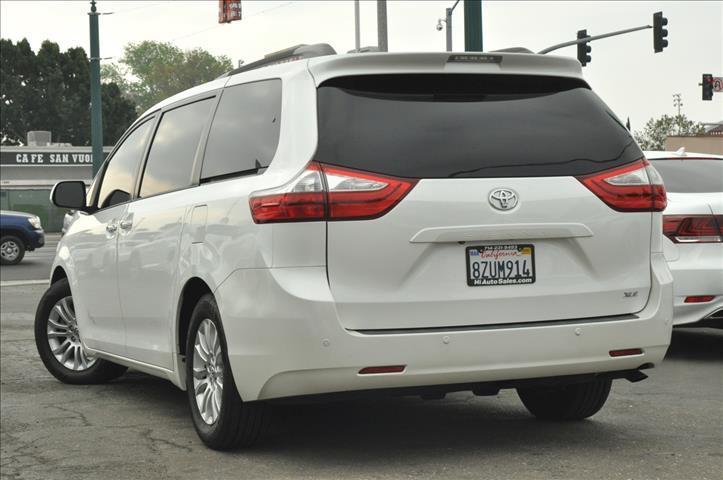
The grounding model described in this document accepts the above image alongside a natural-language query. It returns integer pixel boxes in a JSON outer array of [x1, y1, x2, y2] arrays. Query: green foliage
[[634, 114, 706, 151], [102, 41, 233, 113], [0, 38, 137, 146]]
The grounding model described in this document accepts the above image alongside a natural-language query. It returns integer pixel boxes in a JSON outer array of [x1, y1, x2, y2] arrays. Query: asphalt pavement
[[1, 283, 721, 480], [0, 233, 59, 284]]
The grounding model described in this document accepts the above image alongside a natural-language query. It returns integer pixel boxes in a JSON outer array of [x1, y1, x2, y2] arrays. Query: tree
[[634, 114, 706, 151], [0, 38, 137, 146], [102, 41, 233, 113]]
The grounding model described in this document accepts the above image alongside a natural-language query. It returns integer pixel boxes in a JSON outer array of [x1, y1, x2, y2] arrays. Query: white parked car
[[646, 150, 722, 327], [36, 45, 673, 450]]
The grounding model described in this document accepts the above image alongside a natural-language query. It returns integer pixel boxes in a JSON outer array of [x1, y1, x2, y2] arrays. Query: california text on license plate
[[466, 244, 535, 286]]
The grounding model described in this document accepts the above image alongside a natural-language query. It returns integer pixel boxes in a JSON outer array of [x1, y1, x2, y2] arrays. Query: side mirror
[[51, 181, 87, 210]]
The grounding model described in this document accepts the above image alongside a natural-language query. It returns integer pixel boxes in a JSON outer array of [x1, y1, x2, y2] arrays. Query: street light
[[437, 0, 461, 52]]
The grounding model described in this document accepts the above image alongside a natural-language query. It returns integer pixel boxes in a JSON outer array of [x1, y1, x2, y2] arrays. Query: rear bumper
[[667, 246, 723, 326], [216, 253, 672, 401], [673, 300, 723, 327]]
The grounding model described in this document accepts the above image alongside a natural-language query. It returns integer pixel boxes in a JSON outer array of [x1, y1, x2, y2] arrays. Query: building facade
[[0, 146, 110, 232]]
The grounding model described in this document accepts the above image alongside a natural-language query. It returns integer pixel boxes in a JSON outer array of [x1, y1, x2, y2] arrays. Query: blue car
[[0, 210, 45, 265]]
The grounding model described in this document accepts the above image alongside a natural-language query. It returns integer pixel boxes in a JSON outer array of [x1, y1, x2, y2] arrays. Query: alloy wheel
[[46, 296, 97, 371], [192, 319, 224, 425]]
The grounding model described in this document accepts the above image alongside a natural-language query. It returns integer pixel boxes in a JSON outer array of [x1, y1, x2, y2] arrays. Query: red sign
[[713, 77, 723, 93], [219, 0, 242, 24]]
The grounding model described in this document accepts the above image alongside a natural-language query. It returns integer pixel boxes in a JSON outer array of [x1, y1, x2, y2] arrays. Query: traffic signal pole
[[89, 0, 104, 175], [538, 25, 651, 54], [539, 11, 668, 63]]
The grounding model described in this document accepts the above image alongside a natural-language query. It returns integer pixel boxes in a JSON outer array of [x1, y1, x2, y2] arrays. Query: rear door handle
[[106, 223, 118, 234], [119, 219, 133, 230]]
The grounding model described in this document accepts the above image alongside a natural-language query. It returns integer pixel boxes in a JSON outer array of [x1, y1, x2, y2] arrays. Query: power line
[[108, 2, 163, 16], [167, 1, 296, 43]]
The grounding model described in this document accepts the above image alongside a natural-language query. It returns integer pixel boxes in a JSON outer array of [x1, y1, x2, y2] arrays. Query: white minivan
[[36, 45, 673, 450]]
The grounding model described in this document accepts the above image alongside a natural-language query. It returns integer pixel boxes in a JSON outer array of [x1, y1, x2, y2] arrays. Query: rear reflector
[[577, 158, 666, 212], [609, 348, 643, 357], [663, 215, 723, 243], [249, 162, 417, 223], [684, 295, 715, 303], [358, 365, 406, 375]]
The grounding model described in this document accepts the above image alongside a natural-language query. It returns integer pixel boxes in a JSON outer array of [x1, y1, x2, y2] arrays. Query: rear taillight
[[577, 158, 667, 212], [663, 215, 723, 243], [249, 163, 417, 223]]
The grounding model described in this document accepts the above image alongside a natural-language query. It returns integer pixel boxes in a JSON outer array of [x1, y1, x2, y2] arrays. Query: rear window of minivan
[[315, 74, 642, 178]]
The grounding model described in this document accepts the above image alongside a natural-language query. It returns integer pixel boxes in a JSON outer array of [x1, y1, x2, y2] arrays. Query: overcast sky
[[1, 0, 721, 129]]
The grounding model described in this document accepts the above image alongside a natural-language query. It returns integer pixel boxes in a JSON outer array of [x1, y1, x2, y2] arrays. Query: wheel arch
[[177, 277, 214, 357], [51, 266, 68, 284], [0, 228, 29, 245]]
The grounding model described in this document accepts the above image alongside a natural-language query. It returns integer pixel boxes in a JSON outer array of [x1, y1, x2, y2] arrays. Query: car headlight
[[28, 216, 42, 230]]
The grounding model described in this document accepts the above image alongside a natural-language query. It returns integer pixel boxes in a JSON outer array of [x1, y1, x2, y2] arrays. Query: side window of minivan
[[201, 79, 281, 181], [139, 98, 215, 198], [96, 119, 155, 209]]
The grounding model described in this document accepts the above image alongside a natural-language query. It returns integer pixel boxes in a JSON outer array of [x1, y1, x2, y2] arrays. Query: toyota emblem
[[489, 188, 518, 211]]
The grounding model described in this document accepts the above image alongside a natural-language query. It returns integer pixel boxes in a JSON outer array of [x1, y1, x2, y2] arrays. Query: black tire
[[0, 235, 25, 265], [186, 294, 268, 450], [35, 278, 127, 384], [517, 378, 612, 421]]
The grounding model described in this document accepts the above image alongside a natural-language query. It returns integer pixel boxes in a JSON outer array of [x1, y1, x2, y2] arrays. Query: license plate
[[466, 244, 535, 286]]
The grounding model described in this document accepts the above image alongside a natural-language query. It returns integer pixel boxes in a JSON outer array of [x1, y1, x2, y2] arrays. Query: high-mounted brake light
[[577, 158, 667, 212], [249, 163, 417, 223], [358, 365, 406, 375], [663, 215, 723, 243]]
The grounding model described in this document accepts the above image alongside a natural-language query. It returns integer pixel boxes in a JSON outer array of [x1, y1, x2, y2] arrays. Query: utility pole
[[89, 0, 104, 175], [354, 0, 360, 52], [672, 93, 682, 116], [445, 7, 453, 51], [377, 0, 388, 52], [441, 0, 461, 52], [463, 0, 483, 52]]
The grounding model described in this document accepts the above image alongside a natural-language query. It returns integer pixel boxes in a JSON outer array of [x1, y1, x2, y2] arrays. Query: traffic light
[[653, 12, 668, 53], [702, 74, 713, 101], [577, 30, 591, 67]]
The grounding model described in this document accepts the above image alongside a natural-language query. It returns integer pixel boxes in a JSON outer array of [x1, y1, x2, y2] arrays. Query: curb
[[0, 280, 49, 287]]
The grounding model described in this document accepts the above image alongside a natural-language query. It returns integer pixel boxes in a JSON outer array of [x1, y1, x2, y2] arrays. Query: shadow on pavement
[[70, 328, 720, 463], [666, 328, 723, 361], [103, 373, 636, 461]]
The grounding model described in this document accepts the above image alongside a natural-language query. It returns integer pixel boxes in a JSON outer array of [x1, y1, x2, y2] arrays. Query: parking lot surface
[[1, 283, 721, 480], [0, 234, 59, 284]]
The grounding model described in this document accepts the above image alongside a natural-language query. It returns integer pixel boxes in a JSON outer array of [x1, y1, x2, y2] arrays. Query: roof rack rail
[[221, 43, 337, 78]]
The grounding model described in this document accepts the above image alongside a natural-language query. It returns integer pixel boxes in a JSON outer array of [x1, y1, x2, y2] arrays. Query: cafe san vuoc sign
[[0, 149, 108, 166]]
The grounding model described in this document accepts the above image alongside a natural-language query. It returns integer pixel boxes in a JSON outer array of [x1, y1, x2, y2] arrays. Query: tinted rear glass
[[140, 98, 214, 198], [650, 159, 723, 193], [201, 79, 281, 181], [316, 74, 642, 178]]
